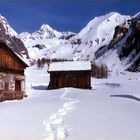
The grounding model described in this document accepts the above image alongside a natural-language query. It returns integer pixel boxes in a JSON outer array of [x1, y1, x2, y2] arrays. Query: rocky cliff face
[[0, 15, 29, 59], [94, 12, 140, 72], [125, 17, 140, 71]]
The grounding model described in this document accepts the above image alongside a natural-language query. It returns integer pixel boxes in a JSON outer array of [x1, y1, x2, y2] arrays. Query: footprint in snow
[[42, 89, 79, 140]]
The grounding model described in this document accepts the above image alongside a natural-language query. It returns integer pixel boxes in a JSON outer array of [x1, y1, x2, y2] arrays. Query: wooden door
[[15, 80, 21, 91]]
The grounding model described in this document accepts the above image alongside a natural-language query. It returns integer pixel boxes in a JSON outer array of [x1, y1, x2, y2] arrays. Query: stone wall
[[0, 72, 26, 102]]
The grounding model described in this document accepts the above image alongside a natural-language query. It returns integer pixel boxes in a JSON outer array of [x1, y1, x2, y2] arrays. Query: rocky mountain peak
[[36, 24, 58, 38], [0, 15, 17, 36], [0, 14, 29, 59], [40, 24, 54, 32]]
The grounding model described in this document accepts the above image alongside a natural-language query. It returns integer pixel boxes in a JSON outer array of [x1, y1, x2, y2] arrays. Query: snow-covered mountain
[[19, 24, 75, 59], [19, 12, 129, 61], [0, 15, 17, 36], [72, 12, 129, 60], [95, 12, 140, 72], [0, 15, 29, 59], [1, 12, 140, 72]]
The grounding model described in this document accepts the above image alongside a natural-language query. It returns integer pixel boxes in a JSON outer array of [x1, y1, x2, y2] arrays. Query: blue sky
[[0, 0, 140, 33]]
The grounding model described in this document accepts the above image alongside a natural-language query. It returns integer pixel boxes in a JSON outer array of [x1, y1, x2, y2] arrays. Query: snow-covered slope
[[78, 12, 127, 43], [94, 12, 140, 72], [72, 12, 129, 60]]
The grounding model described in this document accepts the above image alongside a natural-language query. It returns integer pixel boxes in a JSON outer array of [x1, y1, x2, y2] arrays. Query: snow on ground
[[0, 66, 140, 140]]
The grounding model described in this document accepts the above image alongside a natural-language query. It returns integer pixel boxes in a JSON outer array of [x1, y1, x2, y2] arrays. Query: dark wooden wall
[[48, 71, 91, 89], [0, 47, 25, 74]]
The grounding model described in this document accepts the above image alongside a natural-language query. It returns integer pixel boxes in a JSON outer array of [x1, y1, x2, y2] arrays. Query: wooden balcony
[[0, 91, 24, 102]]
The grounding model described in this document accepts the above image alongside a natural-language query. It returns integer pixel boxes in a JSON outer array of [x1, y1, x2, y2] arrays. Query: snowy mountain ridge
[[19, 12, 129, 61], [19, 23, 75, 59], [78, 12, 127, 41], [20, 24, 62, 40], [19, 23, 75, 44]]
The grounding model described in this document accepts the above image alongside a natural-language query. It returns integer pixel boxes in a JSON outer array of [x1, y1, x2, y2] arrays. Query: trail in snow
[[41, 88, 78, 140]]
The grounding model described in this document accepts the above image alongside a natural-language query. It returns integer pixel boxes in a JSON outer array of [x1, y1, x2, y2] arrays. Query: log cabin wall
[[48, 71, 91, 89], [0, 47, 24, 74], [0, 42, 28, 102]]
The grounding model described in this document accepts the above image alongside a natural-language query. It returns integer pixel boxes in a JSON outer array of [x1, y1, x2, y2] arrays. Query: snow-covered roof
[[48, 61, 91, 72]]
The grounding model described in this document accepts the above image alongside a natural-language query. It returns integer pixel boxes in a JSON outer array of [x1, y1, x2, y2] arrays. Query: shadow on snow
[[104, 83, 121, 88], [110, 94, 140, 101], [32, 85, 48, 90]]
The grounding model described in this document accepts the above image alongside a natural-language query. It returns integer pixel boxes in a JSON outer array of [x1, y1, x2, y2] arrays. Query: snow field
[[0, 67, 140, 140], [42, 88, 79, 140]]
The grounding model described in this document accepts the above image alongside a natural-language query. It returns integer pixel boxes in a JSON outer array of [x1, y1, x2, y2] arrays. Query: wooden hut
[[0, 41, 28, 102], [48, 61, 91, 89]]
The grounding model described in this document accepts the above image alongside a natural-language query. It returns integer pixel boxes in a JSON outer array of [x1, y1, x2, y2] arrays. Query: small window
[[15, 80, 21, 91], [4, 82, 9, 91]]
